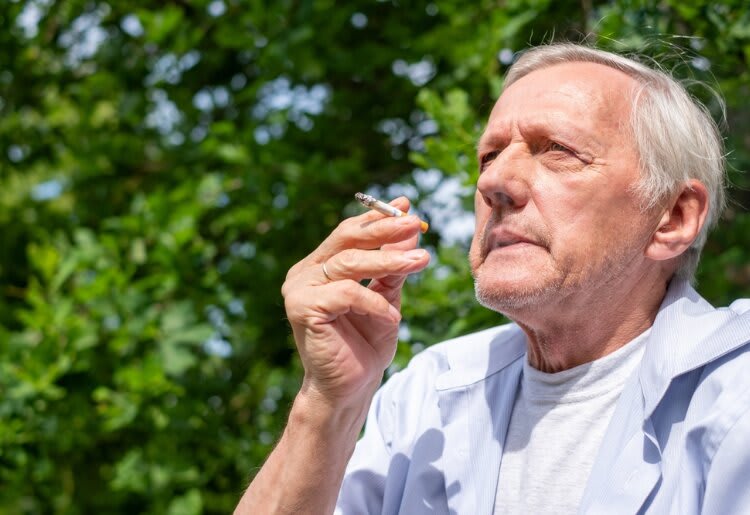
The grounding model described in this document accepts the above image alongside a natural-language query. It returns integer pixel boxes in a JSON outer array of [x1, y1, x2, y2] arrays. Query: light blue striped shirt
[[335, 280, 750, 514]]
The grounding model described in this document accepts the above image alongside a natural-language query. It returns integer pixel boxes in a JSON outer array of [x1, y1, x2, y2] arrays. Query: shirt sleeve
[[333, 383, 394, 515], [333, 347, 449, 515]]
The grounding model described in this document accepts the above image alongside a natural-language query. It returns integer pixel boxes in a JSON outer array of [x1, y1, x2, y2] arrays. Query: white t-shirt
[[494, 331, 649, 514]]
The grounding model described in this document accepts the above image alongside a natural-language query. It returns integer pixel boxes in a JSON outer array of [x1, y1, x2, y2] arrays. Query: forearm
[[237, 199, 426, 514], [234, 390, 372, 515]]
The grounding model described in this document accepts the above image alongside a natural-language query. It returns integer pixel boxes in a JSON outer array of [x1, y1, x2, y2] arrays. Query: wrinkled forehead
[[488, 62, 639, 132]]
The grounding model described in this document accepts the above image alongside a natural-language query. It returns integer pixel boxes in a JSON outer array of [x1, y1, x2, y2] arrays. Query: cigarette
[[355, 192, 429, 233]]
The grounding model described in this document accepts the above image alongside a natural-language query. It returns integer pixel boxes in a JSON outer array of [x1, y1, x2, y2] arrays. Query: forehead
[[481, 62, 638, 146]]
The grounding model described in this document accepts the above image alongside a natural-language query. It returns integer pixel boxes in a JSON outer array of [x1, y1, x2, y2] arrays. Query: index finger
[[286, 197, 422, 281], [311, 197, 421, 261]]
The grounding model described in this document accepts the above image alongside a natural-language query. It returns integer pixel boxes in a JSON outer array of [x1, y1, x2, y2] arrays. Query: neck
[[511, 270, 671, 373]]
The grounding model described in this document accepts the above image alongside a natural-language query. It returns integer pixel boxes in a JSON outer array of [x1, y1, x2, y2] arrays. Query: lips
[[494, 234, 535, 247], [482, 228, 542, 257]]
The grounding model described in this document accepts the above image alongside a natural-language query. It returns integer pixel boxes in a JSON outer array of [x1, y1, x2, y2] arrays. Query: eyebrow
[[477, 114, 606, 156], [476, 130, 508, 155]]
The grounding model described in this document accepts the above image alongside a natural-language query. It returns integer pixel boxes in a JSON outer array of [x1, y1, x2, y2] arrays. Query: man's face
[[469, 61, 659, 316]]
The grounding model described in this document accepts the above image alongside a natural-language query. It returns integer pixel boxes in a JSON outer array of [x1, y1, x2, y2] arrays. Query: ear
[[645, 180, 709, 262]]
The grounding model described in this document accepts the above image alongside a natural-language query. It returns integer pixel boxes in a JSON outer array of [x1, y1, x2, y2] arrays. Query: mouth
[[482, 229, 542, 258], [494, 237, 535, 248], [487, 240, 537, 257]]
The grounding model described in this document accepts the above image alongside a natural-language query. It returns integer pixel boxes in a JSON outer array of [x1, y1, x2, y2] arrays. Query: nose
[[477, 144, 532, 211]]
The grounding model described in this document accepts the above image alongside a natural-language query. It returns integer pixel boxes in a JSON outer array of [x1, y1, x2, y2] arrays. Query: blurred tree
[[0, 0, 747, 513]]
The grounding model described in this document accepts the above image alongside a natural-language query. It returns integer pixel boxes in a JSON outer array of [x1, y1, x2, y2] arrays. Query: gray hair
[[504, 43, 726, 281]]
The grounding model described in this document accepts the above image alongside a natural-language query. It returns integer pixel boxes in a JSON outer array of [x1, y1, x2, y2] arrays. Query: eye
[[479, 150, 500, 172], [541, 140, 593, 167], [548, 141, 573, 154]]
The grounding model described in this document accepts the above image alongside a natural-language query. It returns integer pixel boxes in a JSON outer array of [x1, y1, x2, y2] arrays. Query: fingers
[[370, 224, 423, 293], [282, 196, 428, 301], [309, 197, 420, 262], [286, 280, 402, 326], [381, 232, 420, 252], [315, 216, 421, 263], [321, 248, 430, 283]]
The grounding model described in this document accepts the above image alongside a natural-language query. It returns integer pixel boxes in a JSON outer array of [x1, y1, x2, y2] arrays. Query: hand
[[282, 197, 430, 408]]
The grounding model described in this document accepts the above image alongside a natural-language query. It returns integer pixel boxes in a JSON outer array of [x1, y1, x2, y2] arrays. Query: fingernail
[[403, 249, 428, 261], [388, 304, 401, 322]]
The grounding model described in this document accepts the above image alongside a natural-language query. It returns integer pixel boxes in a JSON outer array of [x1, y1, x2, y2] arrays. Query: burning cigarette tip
[[354, 192, 376, 206], [354, 192, 429, 233]]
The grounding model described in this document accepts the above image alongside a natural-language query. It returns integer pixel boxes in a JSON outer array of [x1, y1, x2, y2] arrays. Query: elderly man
[[236, 43, 750, 514]]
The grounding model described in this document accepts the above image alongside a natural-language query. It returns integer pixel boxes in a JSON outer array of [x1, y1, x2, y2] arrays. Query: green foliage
[[0, 0, 748, 512]]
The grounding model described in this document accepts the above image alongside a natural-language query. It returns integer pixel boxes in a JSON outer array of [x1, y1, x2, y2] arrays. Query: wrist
[[290, 383, 376, 441], [235, 387, 374, 515]]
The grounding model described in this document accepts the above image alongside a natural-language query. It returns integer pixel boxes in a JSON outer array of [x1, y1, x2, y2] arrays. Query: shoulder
[[728, 296, 750, 316], [676, 301, 750, 469], [689, 340, 750, 441], [685, 291, 750, 414], [379, 324, 515, 397], [369, 323, 523, 447], [387, 322, 525, 394], [686, 342, 750, 509]]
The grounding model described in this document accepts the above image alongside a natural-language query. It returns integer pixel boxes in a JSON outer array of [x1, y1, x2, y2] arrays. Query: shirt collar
[[435, 279, 750, 398], [639, 278, 750, 420], [435, 324, 526, 391]]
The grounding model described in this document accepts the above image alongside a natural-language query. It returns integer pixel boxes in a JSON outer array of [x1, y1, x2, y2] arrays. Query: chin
[[472, 263, 562, 315], [474, 279, 546, 314]]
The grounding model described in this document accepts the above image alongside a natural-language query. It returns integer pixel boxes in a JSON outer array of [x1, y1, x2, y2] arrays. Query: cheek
[[468, 239, 481, 271], [473, 193, 490, 237], [541, 200, 616, 268], [546, 205, 645, 272], [469, 192, 488, 267], [533, 173, 637, 241], [469, 222, 484, 266], [536, 180, 595, 217]]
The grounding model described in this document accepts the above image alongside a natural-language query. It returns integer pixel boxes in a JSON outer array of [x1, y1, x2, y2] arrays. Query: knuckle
[[385, 252, 405, 270], [281, 279, 291, 298], [340, 279, 382, 308], [281, 265, 305, 297], [283, 288, 299, 308], [286, 264, 300, 280], [283, 290, 306, 320], [335, 217, 357, 237], [285, 257, 308, 282], [337, 248, 360, 272], [339, 279, 362, 298]]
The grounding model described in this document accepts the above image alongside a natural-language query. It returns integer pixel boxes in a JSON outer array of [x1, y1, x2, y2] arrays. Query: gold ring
[[322, 261, 333, 282]]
